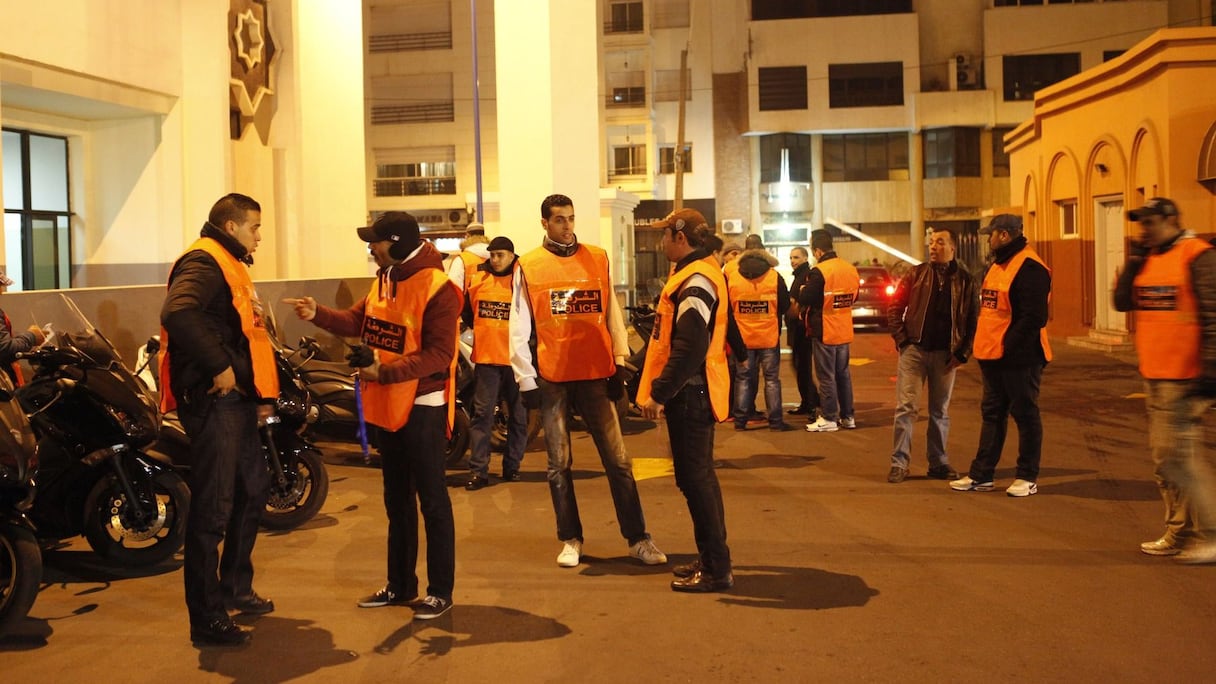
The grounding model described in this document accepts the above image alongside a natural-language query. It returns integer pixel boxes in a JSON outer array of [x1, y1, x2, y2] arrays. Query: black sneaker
[[413, 595, 452, 620], [501, 469, 521, 482], [926, 466, 959, 480], [225, 591, 275, 615], [358, 586, 416, 608], [190, 616, 251, 646], [465, 474, 490, 491]]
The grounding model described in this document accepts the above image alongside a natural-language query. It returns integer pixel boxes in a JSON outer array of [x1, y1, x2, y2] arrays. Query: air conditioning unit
[[721, 218, 743, 235], [447, 208, 470, 227], [949, 53, 979, 91]]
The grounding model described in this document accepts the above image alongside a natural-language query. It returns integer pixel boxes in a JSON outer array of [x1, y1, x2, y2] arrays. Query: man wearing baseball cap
[[951, 213, 1051, 497], [1114, 197, 1216, 563], [286, 211, 461, 618]]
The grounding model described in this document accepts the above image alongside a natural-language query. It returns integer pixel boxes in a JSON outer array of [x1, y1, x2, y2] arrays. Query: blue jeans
[[732, 347, 783, 428], [1145, 379, 1216, 543], [891, 345, 957, 469], [813, 339, 854, 422], [538, 377, 649, 545], [467, 363, 527, 477]]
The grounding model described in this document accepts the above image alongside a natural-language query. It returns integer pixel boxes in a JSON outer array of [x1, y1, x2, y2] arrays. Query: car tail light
[[884, 284, 896, 296], [859, 277, 866, 285]]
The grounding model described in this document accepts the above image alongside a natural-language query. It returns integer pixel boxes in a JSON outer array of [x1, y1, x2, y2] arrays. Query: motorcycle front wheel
[[0, 522, 41, 636], [444, 407, 471, 470], [83, 468, 190, 567], [261, 446, 329, 531]]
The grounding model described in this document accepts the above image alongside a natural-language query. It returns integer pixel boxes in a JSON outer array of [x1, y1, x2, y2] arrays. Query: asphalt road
[[3, 331, 1214, 682]]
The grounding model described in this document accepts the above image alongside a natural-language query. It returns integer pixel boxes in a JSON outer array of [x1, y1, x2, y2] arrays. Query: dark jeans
[[538, 377, 648, 545], [666, 383, 731, 578], [813, 339, 854, 422], [180, 392, 268, 625], [967, 362, 1044, 482], [732, 347, 783, 428], [378, 405, 455, 600], [467, 363, 527, 476], [789, 328, 819, 412]]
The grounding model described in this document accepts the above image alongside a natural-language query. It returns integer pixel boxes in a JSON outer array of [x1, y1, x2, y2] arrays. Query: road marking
[[1126, 393, 1146, 399], [633, 457, 674, 481], [851, 357, 874, 366]]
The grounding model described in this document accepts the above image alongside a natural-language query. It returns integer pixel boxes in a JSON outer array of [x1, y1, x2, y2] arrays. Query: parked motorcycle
[[17, 294, 189, 567], [0, 371, 40, 636], [145, 307, 330, 532]]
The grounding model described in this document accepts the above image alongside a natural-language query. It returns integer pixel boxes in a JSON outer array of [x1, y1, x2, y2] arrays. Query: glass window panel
[[30, 215, 58, 289], [28, 134, 68, 212], [3, 212, 22, 291], [2, 130, 24, 210]]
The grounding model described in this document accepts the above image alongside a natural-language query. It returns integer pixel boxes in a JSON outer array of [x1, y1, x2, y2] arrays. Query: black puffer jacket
[[161, 223, 258, 405]]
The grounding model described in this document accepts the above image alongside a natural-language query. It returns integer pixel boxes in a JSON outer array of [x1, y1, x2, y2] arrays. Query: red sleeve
[[378, 284, 459, 384]]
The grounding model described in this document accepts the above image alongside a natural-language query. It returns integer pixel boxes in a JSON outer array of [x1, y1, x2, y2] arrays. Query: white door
[[1093, 197, 1126, 332]]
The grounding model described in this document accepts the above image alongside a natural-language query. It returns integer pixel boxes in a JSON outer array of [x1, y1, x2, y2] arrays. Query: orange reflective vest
[[160, 237, 280, 412], [727, 268, 780, 349], [723, 259, 740, 279], [638, 255, 731, 422], [1132, 236, 1212, 379], [459, 249, 487, 291], [519, 244, 616, 382], [974, 248, 1053, 362], [816, 258, 859, 345], [467, 264, 516, 366], [360, 269, 459, 431]]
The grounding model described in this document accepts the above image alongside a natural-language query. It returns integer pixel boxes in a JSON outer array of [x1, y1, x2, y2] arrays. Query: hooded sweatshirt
[[726, 248, 790, 351], [312, 241, 459, 396]]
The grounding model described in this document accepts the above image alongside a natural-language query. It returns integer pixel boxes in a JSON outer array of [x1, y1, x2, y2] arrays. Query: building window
[[610, 145, 647, 179], [2, 128, 72, 290], [609, 86, 646, 107], [758, 66, 808, 111], [606, 1, 643, 33], [752, 0, 912, 20], [992, 127, 1013, 178], [923, 127, 981, 179], [759, 133, 812, 183], [373, 147, 456, 197], [370, 73, 455, 124], [828, 62, 904, 108], [658, 145, 692, 174], [822, 132, 909, 182], [1059, 200, 1078, 239], [607, 66, 646, 107], [1003, 53, 1081, 101], [653, 0, 690, 28], [654, 69, 692, 102]]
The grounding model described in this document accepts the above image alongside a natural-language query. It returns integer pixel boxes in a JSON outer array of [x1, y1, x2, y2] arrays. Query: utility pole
[[673, 47, 688, 211]]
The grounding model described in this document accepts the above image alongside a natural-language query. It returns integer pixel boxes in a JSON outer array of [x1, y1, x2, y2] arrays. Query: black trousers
[[967, 362, 1044, 482], [180, 392, 268, 625], [378, 405, 455, 601], [666, 384, 731, 578], [789, 327, 819, 412]]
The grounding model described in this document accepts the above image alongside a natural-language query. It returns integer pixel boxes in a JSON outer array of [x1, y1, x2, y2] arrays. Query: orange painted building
[[1006, 27, 1216, 344]]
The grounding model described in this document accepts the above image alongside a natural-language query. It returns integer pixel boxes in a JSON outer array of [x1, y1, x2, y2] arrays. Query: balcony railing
[[369, 32, 453, 52], [371, 102, 455, 125], [373, 177, 457, 197]]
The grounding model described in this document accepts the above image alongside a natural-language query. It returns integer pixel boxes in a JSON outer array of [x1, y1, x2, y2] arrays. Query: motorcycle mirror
[[144, 337, 161, 355], [299, 336, 318, 349], [0, 387, 12, 402]]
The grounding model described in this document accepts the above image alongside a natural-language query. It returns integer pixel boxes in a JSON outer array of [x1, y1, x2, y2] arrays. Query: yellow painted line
[[632, 457, 674, 481], [1126, 393, 1146, 399], [850, 357, 874, 366]]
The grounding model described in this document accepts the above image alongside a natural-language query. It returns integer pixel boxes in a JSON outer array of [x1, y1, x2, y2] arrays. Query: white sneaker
[[805, 416, 838, 432], [1006, 479, 1038, 497], [949, 476, 994, 492], [839, 417, 856, 429], [556, 539, 582, 567], [629, 538, 668, 565]]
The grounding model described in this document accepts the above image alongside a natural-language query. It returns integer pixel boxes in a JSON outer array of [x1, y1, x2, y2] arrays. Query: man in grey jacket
[[885, 228, 978, 483]]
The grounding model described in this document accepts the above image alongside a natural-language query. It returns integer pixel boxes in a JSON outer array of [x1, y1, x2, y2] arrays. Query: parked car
[[853, 266, 897, 329]]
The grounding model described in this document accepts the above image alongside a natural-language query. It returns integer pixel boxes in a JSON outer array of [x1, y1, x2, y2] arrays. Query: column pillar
[[909, 131, 925, 261]]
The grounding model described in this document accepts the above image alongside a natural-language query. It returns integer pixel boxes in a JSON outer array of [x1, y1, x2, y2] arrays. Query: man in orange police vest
[[162, 193, 278, 646], [803, 230, 860, 433], [510, 193, 666, 569], [638, 208, 734, 593], [286, 212, 459, 619], [1114, 198, 1216, 563], [464, 236, 528, 491], [950, 214, 1051, 498], [726, 245, 793, 431]]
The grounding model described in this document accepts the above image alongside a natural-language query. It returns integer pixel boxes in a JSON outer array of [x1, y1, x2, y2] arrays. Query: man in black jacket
[[786, 247, 819, 419], [162, 193, 276, 646], [885, 228, 978, 483]]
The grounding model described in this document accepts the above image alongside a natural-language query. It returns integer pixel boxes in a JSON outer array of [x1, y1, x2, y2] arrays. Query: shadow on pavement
[[577, 554, 680, 577], [721, 454, 824, 470], [197, 616, 357, 683], [719, 565, 879, 611], [374, 605, 571, 656], [1040, 477, 1158, 502], [41, 549, 182, 583]]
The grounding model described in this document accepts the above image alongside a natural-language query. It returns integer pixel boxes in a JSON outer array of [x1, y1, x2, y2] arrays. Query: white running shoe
[[805, 416, 839, 432], [1005, 479, 1038, 497], [629, 538, 668, 565], [839, 417, 856, 429], [949, 476, 994, 492], [556, 539, 582, 567]]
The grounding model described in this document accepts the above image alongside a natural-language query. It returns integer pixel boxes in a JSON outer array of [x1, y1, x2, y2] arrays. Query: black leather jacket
[[887, 260, 979, 363]]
